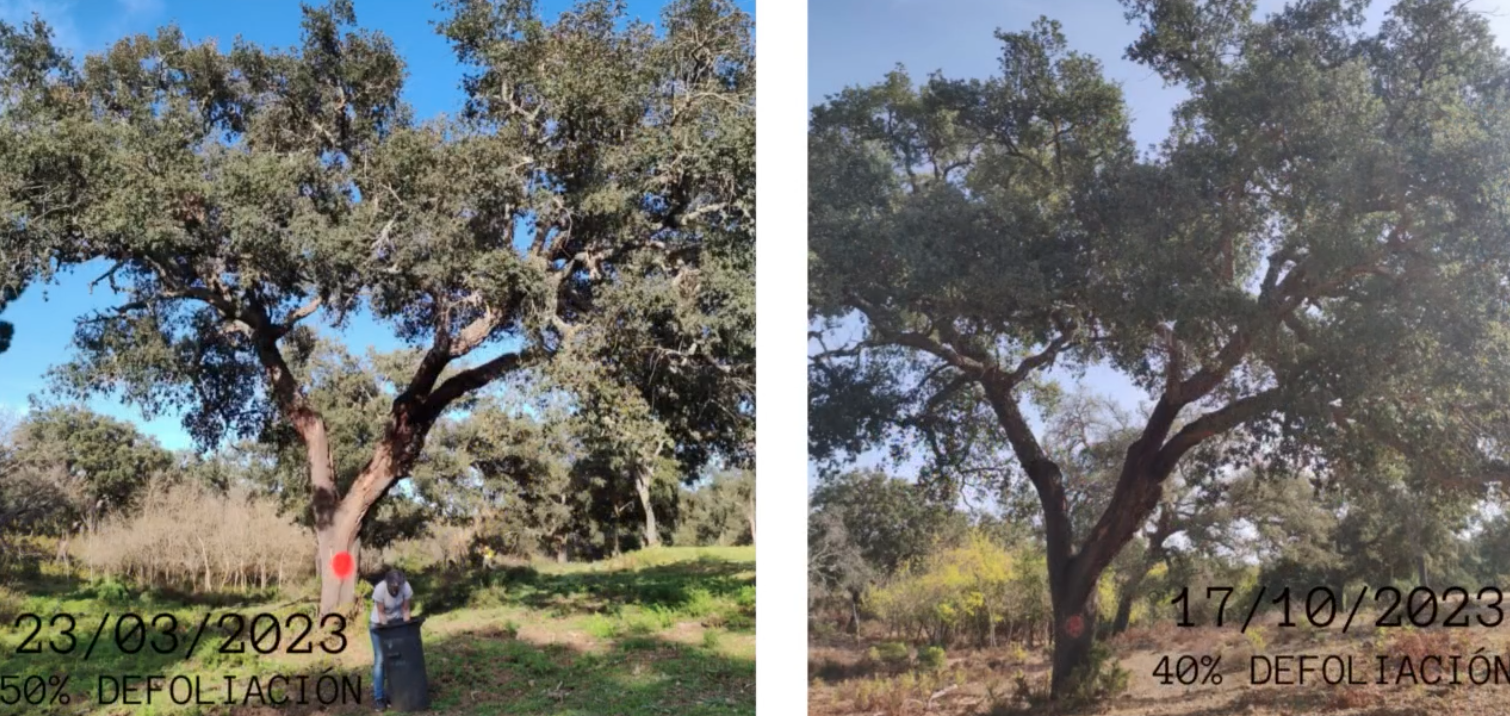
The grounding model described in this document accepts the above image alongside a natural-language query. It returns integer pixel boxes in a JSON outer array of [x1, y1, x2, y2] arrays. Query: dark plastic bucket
[[375, 617, 430, 711]]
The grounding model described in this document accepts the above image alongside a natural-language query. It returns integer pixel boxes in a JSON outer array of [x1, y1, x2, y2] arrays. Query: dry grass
[[810, 611, 1510, 716], [76, 482, 311, 592]]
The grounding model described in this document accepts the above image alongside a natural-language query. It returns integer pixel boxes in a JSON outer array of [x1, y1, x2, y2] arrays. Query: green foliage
[[673, 469, 755, 547], [918, 645, 947, 671], [1064, 641, 1130, 707], [0, 285, 18, 354], [91, 578, 131, 606], [871, 641, 910, 666], [1, 406, 171, 538], [0, 0, 754, 613], [866, 532, 1050, 648], [701, 628, 722, 650], [809, 468, 963, 588], [810, 0, 1510, 696]]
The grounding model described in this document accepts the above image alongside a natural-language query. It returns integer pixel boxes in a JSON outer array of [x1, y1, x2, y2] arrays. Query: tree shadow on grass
[[407, 623, 754, 716], [1, 565, 88, 597], [1, 598, 753, 716]]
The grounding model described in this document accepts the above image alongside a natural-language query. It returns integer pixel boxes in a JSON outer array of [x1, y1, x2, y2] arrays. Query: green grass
[[0, 546, 754, 715]]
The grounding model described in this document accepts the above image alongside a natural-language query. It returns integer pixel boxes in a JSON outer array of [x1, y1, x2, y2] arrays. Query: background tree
[[808, 507, 873, 632], [675, 468, 755, 547], [0, 406, 172, 568], [0, 285, 18, 354], [453, 395, 591, 562], [11, 406, 172, 536], [808, 468, 965, 633], [0, 0, 753, 614], [809, 0, 1510, 694], [1322, 452, 1479, 590]]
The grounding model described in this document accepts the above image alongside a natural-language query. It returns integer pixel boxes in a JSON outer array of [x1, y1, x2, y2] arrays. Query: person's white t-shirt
[[370, 580, 412, 626]]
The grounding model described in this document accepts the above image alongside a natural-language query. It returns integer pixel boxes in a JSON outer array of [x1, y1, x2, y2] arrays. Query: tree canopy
[[0, 0, 754, 613], [810, 0, 1510, 695]]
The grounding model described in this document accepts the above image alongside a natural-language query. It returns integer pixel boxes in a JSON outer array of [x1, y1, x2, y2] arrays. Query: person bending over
[[369, 568, 412, 711]]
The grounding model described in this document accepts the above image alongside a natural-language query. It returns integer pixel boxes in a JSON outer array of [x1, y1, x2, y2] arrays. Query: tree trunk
[[635, 465, 659, 547], [315, 522, 359, 616], [747, 494, 756, 545], [198, 537, 212, 593], [1051, 592, 1098, 694], [1111, 585, 1137, 636], [309, 416, 417, 616], [846, 589, 861, 636], [1113, 524, 1172, 635], [1413, 551, 1433, 623], [982, 375, 1185, 699]]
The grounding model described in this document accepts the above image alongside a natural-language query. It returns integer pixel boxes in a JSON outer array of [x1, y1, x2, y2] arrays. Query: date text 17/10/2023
[[1156, 585, 1510, 689], [1169, 585, 1510, 631]]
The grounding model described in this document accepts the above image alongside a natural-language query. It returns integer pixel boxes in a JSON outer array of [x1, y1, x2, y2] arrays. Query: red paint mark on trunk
[[1065, 613, 1084, 639], [331, 551, 354, 580]]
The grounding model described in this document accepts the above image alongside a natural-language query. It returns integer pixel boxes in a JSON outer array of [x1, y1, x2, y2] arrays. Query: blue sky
[[0, 0, 753, 450], [805, 0, 1510, 488]]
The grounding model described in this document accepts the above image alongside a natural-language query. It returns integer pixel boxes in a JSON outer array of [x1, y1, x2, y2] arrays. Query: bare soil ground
[[809, 610, 1510, 716]]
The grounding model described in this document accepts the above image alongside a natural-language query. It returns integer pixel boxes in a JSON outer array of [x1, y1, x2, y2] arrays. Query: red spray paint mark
[[1065, 614, 1085, 639], [330, 551, 354, 580]]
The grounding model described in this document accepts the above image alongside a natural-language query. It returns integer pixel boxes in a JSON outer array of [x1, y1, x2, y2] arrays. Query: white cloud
[[116, 0, 163, 18]]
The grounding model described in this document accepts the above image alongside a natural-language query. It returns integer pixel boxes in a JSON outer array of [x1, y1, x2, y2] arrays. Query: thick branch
[[417, 349, 533, 422], [980, 374, 1074, 579], [1152, 387, 1283, 477]]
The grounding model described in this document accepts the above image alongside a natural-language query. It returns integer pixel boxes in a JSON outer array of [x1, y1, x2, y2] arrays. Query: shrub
[[466, 585, 508, 610], [866, 532, 1049, 648], [1064, 641, 1130, 707], [724, 611, 755, 631], [848, 670, 947, 716], [918, 645, 947, 670], [1246, 626, 1268, 653], [682, 587, 722, 617], [95, 577, 131, 605], [874, 641, 910, 665], [584, 613, 619, 639]]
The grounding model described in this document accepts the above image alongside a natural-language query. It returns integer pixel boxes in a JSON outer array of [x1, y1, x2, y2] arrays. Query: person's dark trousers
[[370, 626, 387, 706]]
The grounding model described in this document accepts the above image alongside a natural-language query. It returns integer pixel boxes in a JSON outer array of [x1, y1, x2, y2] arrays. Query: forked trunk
[[311, 431, 412, 617], [1039, 458, 1166, 698]]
